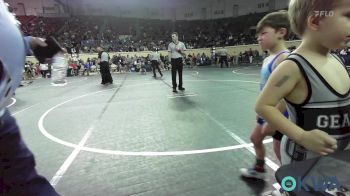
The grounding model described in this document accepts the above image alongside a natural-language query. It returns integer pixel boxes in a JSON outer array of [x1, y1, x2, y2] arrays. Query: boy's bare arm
[[256, 60, 337, 155], [272, 53, 290, 113], [275, 99, 286, 113], [256, 60, 301, 139]]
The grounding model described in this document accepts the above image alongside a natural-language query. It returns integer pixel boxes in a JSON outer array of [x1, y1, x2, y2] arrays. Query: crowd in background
[[18, 12, 298, 53], [18, 12, 349, 81]]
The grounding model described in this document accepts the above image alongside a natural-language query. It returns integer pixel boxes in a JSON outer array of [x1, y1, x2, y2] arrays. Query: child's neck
[[269, 41, 287, 55], [298, 38, 330, 57]]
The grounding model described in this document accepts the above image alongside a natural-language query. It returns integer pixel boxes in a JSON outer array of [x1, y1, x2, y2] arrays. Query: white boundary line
[[232, 69, 259, 76], [33, 79, 278, 186], [42, 88, 118, 186], [168, 93, 198, 99], [82, 139, 273, 156], [12, 103, 40, 116], [38, 88, 118, 149], [38, 86, 273, 157], [196, 107, 280, 171], [25, 77, 89, 90], [43, 82, 272, 186], [6, 98, 16, 108], [123, 82, 156, 87], [50, 125, 94, 186], [37, 79, 267, 157], [184, 79, 259, 84]]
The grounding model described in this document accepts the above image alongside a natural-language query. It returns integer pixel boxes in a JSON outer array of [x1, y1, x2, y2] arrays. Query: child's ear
[[307, 15, 322, 31], [277, 28, 288, 39]]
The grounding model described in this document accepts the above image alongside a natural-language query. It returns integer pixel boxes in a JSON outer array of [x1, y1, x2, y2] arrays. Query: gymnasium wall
[[5, 0, 65, 16], [71, 5, 174, 20], [72, 0, 289, 20], [174, 0, 289, 20], [26, 40, 302, 63], [6, 0, 289, 20]]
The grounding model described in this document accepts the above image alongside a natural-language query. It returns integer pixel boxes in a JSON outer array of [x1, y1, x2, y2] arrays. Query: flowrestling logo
[[281, 175, 341, 192], [314, 11, 334, 17]]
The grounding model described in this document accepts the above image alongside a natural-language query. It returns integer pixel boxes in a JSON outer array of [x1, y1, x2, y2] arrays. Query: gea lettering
[[317, 113, 350, 129]]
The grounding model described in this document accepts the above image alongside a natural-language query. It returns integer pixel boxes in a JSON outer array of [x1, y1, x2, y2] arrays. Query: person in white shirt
[[219, 46, 229, 68], [97, 46, 113, 85], [150, 48, 163, 78], [168, 32, 186, 93]]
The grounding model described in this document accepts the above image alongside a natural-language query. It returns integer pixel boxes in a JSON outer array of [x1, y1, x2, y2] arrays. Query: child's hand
[[298, 129, 337, 155]]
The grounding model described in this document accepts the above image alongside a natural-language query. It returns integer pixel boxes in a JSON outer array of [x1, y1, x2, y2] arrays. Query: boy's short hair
[[171, 32, 178, 37], [288, 0, 334, 37], [256, 10, 291, 40]]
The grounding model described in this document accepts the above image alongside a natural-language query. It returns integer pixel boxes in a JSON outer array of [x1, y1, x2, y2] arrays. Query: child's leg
[[262, 124, 283, 163], [251, 123, 266, 160], [240, 119, 268, 179]]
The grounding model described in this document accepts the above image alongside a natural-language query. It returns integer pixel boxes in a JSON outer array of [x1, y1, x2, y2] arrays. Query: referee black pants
[[171, 58, 183, 89], [151, 60, 162, 77], [220, 56, 228, 68], [100, 61, 113, 84]]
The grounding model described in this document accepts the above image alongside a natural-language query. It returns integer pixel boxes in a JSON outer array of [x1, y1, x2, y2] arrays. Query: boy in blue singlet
[[240, 11, 291, 180]]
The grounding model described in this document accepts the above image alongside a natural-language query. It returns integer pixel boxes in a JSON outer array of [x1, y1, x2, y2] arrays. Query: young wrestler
[[240, 11, 290, 179], [256, 0, 350, 165]]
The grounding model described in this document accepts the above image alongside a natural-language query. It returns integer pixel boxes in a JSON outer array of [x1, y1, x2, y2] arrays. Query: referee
[[219, 46, 229, 68], [97, 46, 113, 85], [168, 32, 186, 93]]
